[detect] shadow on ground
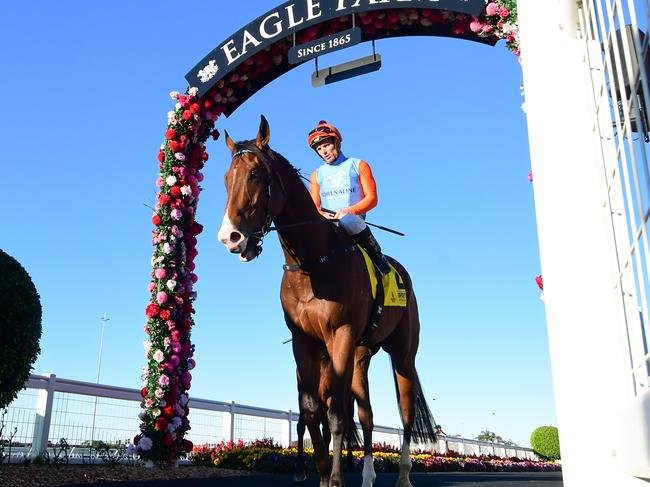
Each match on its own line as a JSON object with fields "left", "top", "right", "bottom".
{"left": 79, "top": 471, "right": 563, "bottom": 487}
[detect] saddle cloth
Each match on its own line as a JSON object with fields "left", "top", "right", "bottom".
{"left": 357, "top": 246, "right": 407, "bottom": 307}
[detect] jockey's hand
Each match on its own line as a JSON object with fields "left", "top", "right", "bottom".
{"left": 334, "top": 209, "right": 349, "bottom": 220}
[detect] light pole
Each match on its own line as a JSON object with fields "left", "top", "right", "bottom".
{"left": 90, "top": 313, "right": 110, "bottom": 455}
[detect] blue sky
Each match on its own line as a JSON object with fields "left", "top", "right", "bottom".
{"left": 1, "top": 1, "right": 555, "bottom": 447}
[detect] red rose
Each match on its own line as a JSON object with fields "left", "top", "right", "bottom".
{"left": 159, "top": 194, "right": 172, "bottom": 205}
{"left": 157, "top": 150, "right": 164, "bottom": 163}
{"left": 145, "top": 303, "right": 160, "bottom": 318}
{"left": 211, "top": 129, "right": 220, "bottom": 141}
{"left": 535, "top": 275, "right": 544, "bottom": 291}
{"left": 203, "top": 100, "right": 214, "bottom": 109}
{"left": 152, "top": 214, "right": 161, "bottom": 226}
{"left": 201, "top": 152, "right": 209, "bottom": 161}
{"left": 162, "top": 405, "right": 174, "bottom": 417}
{"left": 169, "top": 140, "right": 181, "bottom": 152}
{"left": 159, "top": 309, "right": 171, "bottom": 320}
{"left": 170, "top": 186, "right": 181, "bottom": 197}
{"left": 189, "top": 103, "right": 201, "bottom": 114}
{"left": 155, "top": 418, "right": 168, "bottom": 431}
{"left": 182, "top": 110, "right": 192, "bottom": 121}
{"left": 140, "top": 387, "right": 147, "bottom": 397}
{"left": 165, "top": 129, "right": 177, "bottom": 140}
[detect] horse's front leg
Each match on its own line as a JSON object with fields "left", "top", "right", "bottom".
{"left": 294, "top": 394, "right": 307, "bottom": 482}
{"left": 327, "top": 327, "right": 355, "bottom": 487}
{"left": 351, "top": 346, "right": 375, "bottom": 487}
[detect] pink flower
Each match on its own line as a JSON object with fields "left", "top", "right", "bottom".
{"left": 155, "top": 388, "right": 164, "bottom": 398}
{"left": 144, "top": 399, "right": 154, "bottom": 408}
{"left": 500, "top": 7, "right": 509, "bottom": 19}
{"left": 528, "top": 171, "right": 533, "bottom": 182}
{"left": 188, "top": 358, "right": 196, "bottom": 370}
{"left": 171, "top": 341, "right": 182, "bottom": 353}
{"left": 170, "top": 355, "right": 180, "bottom": 366}
{"left": 156, "top": 291, "right": 168, "bottom": 304}
{"left": 158, "top": 374, "right": 170, "bottom": 387}
{"left": 156, "top": 177, "right": 163, "bottom": 188}
{"left": 470, "top": 20, "right": 483, "bottom": 33}
{"left": 486, "top": 2, "right": 500, "bottom": 16}
{"left": 153, "top": 350, "right": 165, "bottom": 362}
{"left": 171, "top": 209, "right": 182, "bottom": 221}
{"left": 147, "top": 282, "right": 156, "bottom": 292}
{"left": 155, "top": 268, "right": 167, "bottom": 279}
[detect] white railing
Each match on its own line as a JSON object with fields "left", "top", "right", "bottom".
{"left": 0, "top": 374, "right": 537, "bottom": 462}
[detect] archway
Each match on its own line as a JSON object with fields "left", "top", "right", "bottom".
{"left": 135, "top": 0, "right": 520, "bottom": 463}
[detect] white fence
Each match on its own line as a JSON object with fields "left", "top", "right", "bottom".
{"left": 0, "top": 373, "right": 537, "bottom": 462}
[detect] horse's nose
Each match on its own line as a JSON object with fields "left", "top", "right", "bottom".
{"left": 229, "top": 231, "right": 243, "bottom": 244}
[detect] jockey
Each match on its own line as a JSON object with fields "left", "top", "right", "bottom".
{"left": 308, "top": 120, "right": 391, "bottom": 275}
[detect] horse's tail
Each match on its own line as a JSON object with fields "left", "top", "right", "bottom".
{"left": 391, "top": 365, "right": 438, "bottom": 446}
{"left": 412, "top": 375, "right": 437, "bottom": 445}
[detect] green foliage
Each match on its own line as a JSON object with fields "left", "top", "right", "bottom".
{"left": 0, "top": 250, "right": 42, "bottom": 409}
{"left": 476, "top": 430, "right": 505, "bottom": 443}
{"left": 530, "top": 426, "right": 561, "bottom": 461}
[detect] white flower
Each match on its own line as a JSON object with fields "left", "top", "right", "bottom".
{"left": 170, "top": 209, "right": 182, "bottom": 221}
{"left": 152, "top": 408, "right": 161, "bottom": 417}
{"left": 166, "top": 175, "right": 177, "bottom": 186}
{"left": 153, "top": 349, "right": 165, "bottom": 362}
{"left": 167, "top": 111, "right": 176, "bottom": 123}
{"left": 169, "top": 91, "right": 180, "bottom": 100}
{"left": 180, "top": 185, "right": 192, "bottom": 196}
{"left": 188, "top": 87, "right": 199, "bottom": 96}
{"left": 163, "top": 242, "right": 173, "bottom": 254}
{"left": 174, "top": 152, "right": 185, "bottom": 161}
{"left": 138, "top": 437, "right": 153, "bottom": 452}
{"left": 175, "top": 102, "right": 181, "bottom": 110}
{"left": 143, "top": 341, "right": 152, "bottom": 353}
{"left": 167, "top": 279, "right": 177, "bottom": 291}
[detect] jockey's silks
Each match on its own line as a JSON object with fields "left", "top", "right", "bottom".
{"left": 315, "top": 154, "right": 364, "bottom": 213}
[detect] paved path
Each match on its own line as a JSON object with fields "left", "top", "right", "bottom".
{"left": 86, "top": 471, "right": 563, "bottom": 486}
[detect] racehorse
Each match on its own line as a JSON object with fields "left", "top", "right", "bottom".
{"left": 217, "top": 116, "right": 436, "bottom": 487}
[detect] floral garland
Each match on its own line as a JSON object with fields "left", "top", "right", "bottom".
{"left": 134, "top": 87, "right": 219, "bottom": 466}
{"left": 473, "top": 1, "right": 519, "bottom": 56}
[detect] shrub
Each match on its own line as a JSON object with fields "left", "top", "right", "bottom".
{"left": 0, "top": 250, "right": 42, "bottom": 408}
{"left": 530, "top": 426, "right": 561, "bottom": 461}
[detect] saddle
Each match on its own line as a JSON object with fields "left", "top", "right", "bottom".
{"left": 357, "top": 246, "right": 407, "bottom": 345}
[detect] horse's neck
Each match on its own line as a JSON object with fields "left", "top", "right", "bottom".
{"left": 271, "top": 159, "right": 333, "bottom": 266}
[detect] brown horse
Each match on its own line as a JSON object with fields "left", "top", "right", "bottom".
{"left": 217, "top": 116, "right": 436, "bottom": 487}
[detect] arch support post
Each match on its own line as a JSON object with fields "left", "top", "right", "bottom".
{"left": 519, "top": 0, "right": 644, "bottom": 485}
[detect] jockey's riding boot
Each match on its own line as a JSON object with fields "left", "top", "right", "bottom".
{"left": 352, "top": 227, "right": 391, "bottom": 275}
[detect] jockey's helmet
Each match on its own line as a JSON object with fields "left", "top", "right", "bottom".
{"left": 308, "top": 120, "right": 342, "bottom": 149}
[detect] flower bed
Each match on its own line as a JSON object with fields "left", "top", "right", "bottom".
{"left": 191, "top": 439, "right": 560, "bottom": 475}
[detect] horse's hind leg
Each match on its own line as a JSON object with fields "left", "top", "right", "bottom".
{"left": 294, "top": 396, "right": 307, "bottom": 482}
{"left": 351, "top": 346, "right": 376, "bottom": 487}
{"left": 384, "top": 298, "right": 435, "bottom": 487}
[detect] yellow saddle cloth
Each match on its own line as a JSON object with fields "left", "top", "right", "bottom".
{"left": 357, "top": 246, "right": 407, "bottom": 307}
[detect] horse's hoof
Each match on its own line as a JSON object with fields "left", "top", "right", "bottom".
{"left": 293, "top": 471, "right": 307, "bottom": 482}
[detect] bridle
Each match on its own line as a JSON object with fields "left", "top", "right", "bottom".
{"left": 230, "top": 140, "right": 282, "bottom": 258}
{"left": 229, "top": 140, "right": 356, "bottom": 269}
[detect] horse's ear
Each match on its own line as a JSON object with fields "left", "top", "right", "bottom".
{"left": 256, "top": 115, "right": 270, "bottom": 150}
{"left": 224, "top": 130, "right": 236, "bottom": 153}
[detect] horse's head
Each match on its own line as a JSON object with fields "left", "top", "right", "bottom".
{"left": 217, "top": 115, "right": 284, "bottom": 262}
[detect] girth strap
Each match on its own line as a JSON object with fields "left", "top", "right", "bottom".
{"left": 282, "top": 244, "right": 357, "bottom": 272}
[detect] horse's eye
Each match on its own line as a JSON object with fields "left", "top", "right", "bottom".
{"left": 249, "top": 169, "right": 260, "bottom": 180}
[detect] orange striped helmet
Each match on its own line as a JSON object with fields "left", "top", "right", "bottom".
{"left": 307, "top": 120, "right": 342, "bottom": 149}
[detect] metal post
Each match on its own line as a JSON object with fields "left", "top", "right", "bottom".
{"left": 90, "top": 313, "right": 109, "bottom": 452}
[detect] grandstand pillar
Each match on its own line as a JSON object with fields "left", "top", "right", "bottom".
{"left": 518, "top": 0, "right": 644, "bottom": 485}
